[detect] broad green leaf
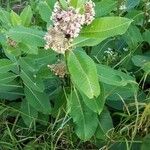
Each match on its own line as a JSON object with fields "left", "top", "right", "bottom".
{"left": 9, "top": 43, "right": 38, "bottom": 55}
{"left": 7, "top": 26, "right": 45, "bottom": 47}
{"left": 27, "top": 50, "right": 57, "bottom": 66}
{"left": 143, "top": 30, "right": 150, "bottom": 44}
{"left": 0, "top": 59, "right": 16, "bottom": 73}
{"left": 68, "top": 90, "right": 98, "bottom": 141}
{"left": 132, "top": 55, "right": 150, "bottom": 73}
{"left": 19, "top": 53, "right": 53, "bottom": 74}
{"left": 0, "top": 88, "right": 24, "bottom": 101}
{"left": 24, "top": 86, "right": 51, "bottom": 114}
{"left": 68, "top": 50, "right": 100, "bottom": 99}
{"left": 19, "top": 57, "right": 37, "bottom": 73}
{"left": 0, "top": 33, "right": 6, "bottom": 45}
{"left": 20, "top": 69, "right": 44, "bottom": 92}
{"left": 132, "top": 55, "right": 150, "bottom": 67}
{"left": 38, "top": 1, "right": 52, "bottom": 24}
{"left": 125, "top": 0, "right": 140, "bottom": 10}
{"left": 123, "top": 25, "right": 143, "bottom": 48}
{"left": 0, "top": 81, "right": 22, "bottom": 92}
{"left": 37, "top": 113, "right": 49, "bottom": 126}
{"left": 0, "top": 7, "right": 11, "bottom": 28}
{"left": 104, "top": 83, "right": 138, "bottom": 100}
{"left": 46, "top": 0, "right": 56, "bottom": 8}
{"left": 0, "top": 78, "right": 23, "bottom": 100}
{"left": 6, "top": 44, "right": 21, "bottom": 57}
{"left": 0, "top": 72, "right": 18, "bottom": 83}
{"left": 20, "top": 5, "right": 33, "bottom": 26}
{"left": 73, "top": 36, "right": 106, "bottom": 47}
{"left": 10, "top": 10, "right": 22, "bottom": 26}
{"left": 141, "top": 134, "right": 150, "bottom": 150}
{"left": 96, "top": 107, "right": 113, "bottom": 140}
{"left": 97, "top": 64, "right": 137, "bottom": 87}
{"left": 81, "top": 84, "right": 105, "bottom": 114}
{"left": 95, "top": 0, "right": 117, "bottom": 17}
{"left": 59, "top": 0, "right": 68, "bottom": 10}
{"left": 19, "top": 57, "right": 44, "bottom": 92}
{"left": 81, "top": 17, "right": 132, "bottom": 39}
{"left": 125, "top": 10, "right": 144, "bottom": 26}
{"left": 21, "top": 99, "right": 38, "bottom": 127}
{"left": 104, "top": 83, "right": 139, "bottom": 110}
{"left": 143, "top": 62, "right": 150, "bottom": 74}
{"left": 70, "top": 0, "right": 85, "bottom": 9}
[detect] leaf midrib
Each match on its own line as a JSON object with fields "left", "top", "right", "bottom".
{"left": 82, "top": 20, "right": 131, "bottom": 34}
{"left": 72, "top": 52, "right": 94, "bottom": 97}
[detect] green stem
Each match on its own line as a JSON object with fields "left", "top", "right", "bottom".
{"left": 64, "top": 50, "right": 71, "bottom": 87}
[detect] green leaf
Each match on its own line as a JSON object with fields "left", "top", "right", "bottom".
{"left": 125, "top": 0, "right": 140, "bottom": 10}
{"left": 81, "top": 84, "right": 105, "bottom": 114}
{"left": 125, "top": 10, "right": 144, "bottom": 26}
{"left": 21, "top": 99, "right": 38, "bottom": 127}
{"left": 0, "top": 33, "right": 6, "bottom": 45}
{"left": 68, "top": 90, "right": 98, "bottom": 141}
{"left": 19, "top": 57, "right": 37, "bottom": 73}
{"left": 0, "top": 81, "right": 22, "bottom": 92}
{"left": 73, "top": 36, "right": 106, "bottom": 47}
{"left": 20, "top": 69, "right": 44, "bottom": 92}
{"left": 132, "top": 55, "right": 150, "bottom": 74}
{"left": 0, "top": 7, "right": 11, "bottom": 28}
{"left": 67, "top": 50, "right": 100, "bottom": 99}
{"left": 97, "top": 64, "right": 137, "bottom": 87}
{"left": 104, "top": 83, "right": 138, "bottom": 100}
{"left": 38, "top": 1, "right": 52, "bottom": 24}
{"left": 0, "top": 88, "right": 24, "bottom": 101}
{"left": 141, "top": 134, "right": 150, "bottom": 150}
{"left": 59, "top": 0, "right": 68, "bottom": 10}
{"left": 19, "top": 57, "right": 44, "bottom": 92}
{"left": 95, "top": 0, "right": 117, "bottom": 17}
{"left": 24, "top": 86, "right": 51, "bottom": 114}
{"left": 143, "top": 30, "right": 150, "bottom": 44}
{"left": 10, "top": 10, "right": 22, "bottom": 26}
{"left": 7, "top": 26, "right": 45, "bottom": 47}
{"left": 20, "top": 5, "right": 33, "bottom": 26}
{"left": 123, "top": 25, "right": 143, "bottom": 48}
{"left": 132, "top": 55, "right": 150, "bottom": 67}
{"left": 0, "top": 59, "right": 16, "bottom": 73}
{"left": 0, "top": 72, "right": 18, "bottom": 83}
{"left": 96, "top": 107, "right": 113, "bottom": 140}
{"left": 70, "top": 0, "right": 85, "bottom": 9}
{"left": 46, "top": 0, "right": 56, "bottom": 8}
{"left": 81, "top": 17, "right": 132, "bottom": 39}
{"left": 0, "top": 79, "right": 24, "bottom": 100}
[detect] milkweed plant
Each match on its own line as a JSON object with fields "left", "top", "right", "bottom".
{"left": 0, "top": 0, "right": 150, "bottom": 149}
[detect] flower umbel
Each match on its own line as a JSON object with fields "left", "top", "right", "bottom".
{"left": 44, "top": 0, "right": 95, "bottom": 54}
{"left": 48, "top": 60, "right": 67, "bottom": 78}
{"left": 84, "top": 0, "right": 95, "bottom": 25}
{"left": 52, "top": 2, "right": 85, "bottom": 38}
{"left": 44, "top": 28, "right": 71, "bottom": 54}
{"left": 7, "top": 38, "right": 17, "bottom": 47}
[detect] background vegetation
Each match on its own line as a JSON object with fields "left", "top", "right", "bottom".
{"left": 0, "top": 0, "right": 150, "bottom": 149}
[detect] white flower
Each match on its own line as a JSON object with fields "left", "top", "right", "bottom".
{"left": 51, "top": 2, "right": 85, "bottom": 38}
{"left": 119, "top": 4, "right": 127, "bottom": 10}
{"left": 48, "top": 60, "right": 67, "bottom": 78}
{"left": 44, "top": 28, "right": 71, "bottom": 54}
{"left": 44, "top": 0, "right": 96, "bottom": 54}
{"left": 84, "top": 0, "right": 95, "bottom": 25}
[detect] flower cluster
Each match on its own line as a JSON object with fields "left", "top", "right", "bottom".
{"left": 47, "top": 60, "right": 67, "bottom": 78}
{"left": 44, "top": 28, "right": 70, "bottom": 54}
{"left": 7, "top": 38, "right": 17, "bottom": 47}
{"left": 44, "top": 0, "right": 95, "bottom": 54}
{"left": 51, "top": 2, "right": 85, "bottom": 38}
{"left": 84, "top": 0, "right": 95, "bottom": 25}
